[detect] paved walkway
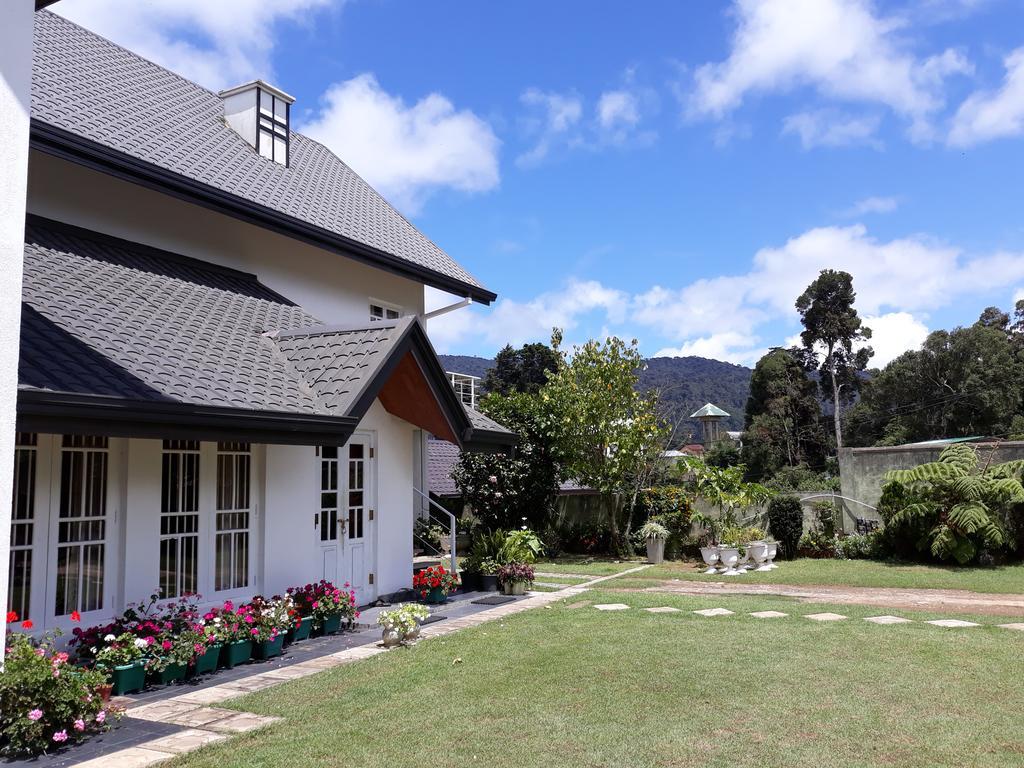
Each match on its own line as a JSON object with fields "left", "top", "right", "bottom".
{"left": 628, "top": 580, "right": 1024, "bottom": 617}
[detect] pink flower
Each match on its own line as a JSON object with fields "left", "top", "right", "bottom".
{"left": 52, "top": 730, "right": 68, "bottom": 743}
{"left": 145, "top": 636, "right": 155, "bottom": 646}
{"left": 73, "top": 719, "right": 86, "bottom": 732}
{"left": 194, "top": 643, "right": 204, "bottom": 653}
{"left": 244, "top": 615, "right": 254, "bottom": 624}
{"left": 162, "top": 640, "right": 172, "bottom": 651}
{"left": 95, "top": 711, "right": 106, "bottom": 724}
{"left": 28, "top": 709, "right": 43, "bottom": 721}
{"left": 250, "top": 628, "right": 259, "bottom": 636}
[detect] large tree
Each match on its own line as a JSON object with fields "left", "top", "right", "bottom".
{"left": 741, "top": 347, "right": 826, "bottom": 478}
{"left": 482, "top": 342, "right": 560, "bottom": 396}
{"left": 847, "top": 311, "right": 1024, "bottom": 446}
{"left": 795, "top": 270, "right": 872, "bottom": 449}
{"left": 542, "top": 334, "right": 667, "bottom": 552}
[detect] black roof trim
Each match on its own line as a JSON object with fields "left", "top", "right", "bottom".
{"left": 17, "top": 390, "right": 358, "bottom": 446}
{"left": 35, "top": 1, "right": 61, "bottom": 9}
{"left": 30, "top": 120, "right": 498, "bottom": 305}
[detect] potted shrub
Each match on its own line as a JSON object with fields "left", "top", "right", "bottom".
{"left": 413, "top": 564, "right": 459, "bottom": 603}
{"left": 376, "top": 603, "right": 430, "bottom": 647}
{"left": 0, "top": 625, "right": 117, "bottom": 758}
{"left": 458, "top": 552, "right": 482, "bottom": 592}
{"left": 478, "top": 558, "right": 500, "bottom": 592}
{"left": 95, "top": 633, "right": 148, "bottom": 695}
{"left": 211, "top": 602, "right": 254, "bottom": 669}
{"left": 292, "top": 580, "right": 358, "bottom": 635}
{"left": 640, "top": 520, "right": 669, "bottom": 564}
{"left": 497, "top": 562, "right": 534, "bottom": 595}
{"left": 147, "top": 628, "right": 203, "bottom": 685}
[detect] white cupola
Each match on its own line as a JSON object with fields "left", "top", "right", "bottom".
{"left": 219, "top": 80, "right": 295, "bottom": 167}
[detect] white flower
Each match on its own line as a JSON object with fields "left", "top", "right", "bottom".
{"left": 103, "top": 634, "right": 116, "bottom": 642}
{"left": 133, "top": 638, "right": 148, "bottom": 650}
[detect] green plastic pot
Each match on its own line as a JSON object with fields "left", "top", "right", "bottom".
{"left": 219, "top": 639, "right": 252, "bottom": 669}
{"left": 321, "top": 613, "right": 342, "bottom": 635}
{"left": 253, "top": 635, "right": 285, "bottom": 660}
{"left": 288, "top": 616, "right": 312, "bottom": 643}
{"left": 424, "top": 586, "right": 448, "bottom": 604}
{"left": 151, "top": 661, "right": 187, "bottom": 685}
{"left": 193, "top": 644, "right": 221, "bottom": 676}
{"left": 109, "top": 660, "right": 146, "bottom": 695}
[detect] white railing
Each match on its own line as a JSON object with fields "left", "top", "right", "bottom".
{"left": 413, "top": 487, "right": 457, "bottom": 573}
{"left": 446, "top": 371, "right": 480, "bottom": 410}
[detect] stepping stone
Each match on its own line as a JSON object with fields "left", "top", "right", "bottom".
{"left": 865, "top": 615, "right": 913, "bottom": 625}
{"left": 750, "top": 611, "right": 788, "bottom": 619}
{"left": 998, "top": 623, "right": 1024, "bottom": 631}
{"left": 693, "top": 608, "right": 734, "bottom": 617}
{"left": 645, "top": 606, "right": 681, "bottom": 613}
{"left": 594, "top": 603, "right": 630, "bottom": 611}
{"left": 927, "top": 619, "right": 980, "bottom": 628}
{"left": 805, "top": 612, "right": 847, "bottom": 622}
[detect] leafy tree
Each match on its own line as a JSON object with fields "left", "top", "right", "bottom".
{"left": 482, "top": 342, "right": 559, "bottom": 396}
{"left": 680, "top": 456, "right": 772, "bottom": 532}
{"left": 795, "top": 270, "right": 872, "bottom": 449}
{"left": 451, "top": 451, "right": 531, "bottom": 531}
{"left": 847, "top": 318, "right": 1024, "bottom": 446}
{"left": 542, "top": 335, "right": 667, "bottom": 552}
{"left": 704, "top": 440, "right": 741, "bottom": 468}
{"left": 882, "top": 444, "right": 1023, "bottom": 563}
{"left": 741, "top": 347, "right": 826, "bottom": 478}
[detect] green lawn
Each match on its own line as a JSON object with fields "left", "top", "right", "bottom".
{"left": 533, "top": 556, "right": 644, "bottom": 576}
{"left": 536, "top": 556, "right": 1024, "bottom": 594}
{"left": 173, "top": 590, "right": 1024, "bottom": 768}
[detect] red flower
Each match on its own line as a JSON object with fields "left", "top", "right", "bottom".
{"left": 21, "top": 620, "right": 33, "bottom": 630}
{"left": 5, "top": 611, "right": 17, "bottom": 623}
{"left": 70, "top": 610, "right": 81, "bottom": 622}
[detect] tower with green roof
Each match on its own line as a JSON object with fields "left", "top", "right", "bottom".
{"left": 690, "top": 403, "right": 730, "bottom": 446}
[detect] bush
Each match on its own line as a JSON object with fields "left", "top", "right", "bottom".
{"left": 767, "top": 495, "right": 803, "bottom": 559}
{"left": 636, "top": 485, "right": 692, "bottom": 559}
{"left": 765, "top": 465, "right": 840, "bottom": 493}
{"left": 834, "top": 532, "right": 883, "bottom": 560}
{"left": 1, "top": 630, "right": 115, "bottom": 757}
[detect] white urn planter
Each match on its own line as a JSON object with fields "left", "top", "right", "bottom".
{"left": 646, "top": 536, "right": 666, "bottom": 564}
{"left": 748, "top": 541, "right": 770, "bottom": 571}
{"left": 699, "top": 546, "right": 719, "bottom": 574}
{"left": 403, "top": 622, "right": 421, "bottom": 642}
{"left": 381, "top": 628, "right": 402, "bottom": 648}
{"left": 717, "top": 546, "right": 742, "bottom": 576}
{"left": 765, "top": 541, "right": 779, "bottom": 570}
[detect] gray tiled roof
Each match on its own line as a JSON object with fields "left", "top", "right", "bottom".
{"left": 464, "top": 406, "right": 516, "bottom": 436}
{"left": 427, "top": 438, "right": 461, "bottom": 497}
{"left": 20, "top": 218, "right": 510, "bottom": 442}
{"left": 31, "top": 10, "right": 491, "bottom": 299}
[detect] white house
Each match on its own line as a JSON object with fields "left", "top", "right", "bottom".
{"left": 3, "top": 8, "right": 514, "bottom": 642}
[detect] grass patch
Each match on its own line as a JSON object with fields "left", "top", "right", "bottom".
{"left": 172, "top": 590, "right": 1024, "bottom": 768}
{"left": 634, "top": 558, "right": 1024, "bottom": 594}
{"left": 533, "top": 557, "right": 643, "bottom": 576}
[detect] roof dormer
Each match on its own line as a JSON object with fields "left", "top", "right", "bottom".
{"left": 219, "top": 80, "right": 294, "bottom": 167}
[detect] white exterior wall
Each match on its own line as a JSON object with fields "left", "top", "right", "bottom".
{"left": 0, "top": 0, "right": 35, "bottom": 654}
{"left": 26, "top": 153, "right": 426, "bottom": 324}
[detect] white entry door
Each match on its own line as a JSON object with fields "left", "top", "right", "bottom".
{"left": 316, "top": 435, "right": 376, "bottom": 604}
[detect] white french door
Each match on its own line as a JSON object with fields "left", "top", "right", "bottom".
{"left": 316, "top": 434, "right": 376, "bottom": 604}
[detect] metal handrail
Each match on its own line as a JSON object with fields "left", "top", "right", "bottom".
{"left": 800, "top": 493, "right": 879, "bottom": 513}
{"left": 413, "top": 488, "right": 457, "bottom": 572}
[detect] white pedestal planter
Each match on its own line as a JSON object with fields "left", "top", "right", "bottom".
{"left": 717, "top": 547, "right": 742, "bottom": 576}
{"left": 699, "top": 546, "right": 720, "bottom": 574}
{"left": 764, "top": 541, "right": 779, "bottom": 570}
{"left": 748, "top": 541, "right": 770, "bottom": 571}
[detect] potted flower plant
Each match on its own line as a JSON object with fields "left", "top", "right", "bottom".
{"left": 413, "top": 564, "right": 458, "bottom": 604}
{"left": 458, "top": 551, "right": 482, "bottom": 592}
{"left": 212, "top": 602, "right": 254, "bottom": 669}
{"left": 497, "top": 561, "right": 534, "bottom": 595}
{"left": 248, "top": 595, "right": 292, "bottom": 660}
{"left": 478, "top": 558, "right": 500, "bottom": 592}
{"left": 95, "top": 633, "right": 148, "bottom": 695}
{"left": 376, "top": 603, "right": 430, "bottom": 647}
{"left": 640, "top": 520, "right": 670, "bottom": 564}
{"left": 146, "top": 628, "right": 203, "bottom": 685}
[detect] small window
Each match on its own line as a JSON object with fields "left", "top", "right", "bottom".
{"left": 160, "top": 440, "right": 200, "bottom": 598}
{"left": 215, "top": 442, "right": 251, "bottom": 592}
{"left": 256, "top": 87, "right": 289, "bottom": 166}
{"left": 369, "top": 301, "right": 402, "bottom": 322}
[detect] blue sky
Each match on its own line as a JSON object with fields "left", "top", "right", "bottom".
{"left": 56, "top": 0, "right": 1024, "bottom": 367}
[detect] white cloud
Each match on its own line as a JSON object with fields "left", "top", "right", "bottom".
{"left": 782, "top": 110, "right": 882, "bottom": 149}
{"left": 1014, "top": 287, "right": 1024, "bottom": 304}
{"left": 516, "top": 89, "right": 584, "bottom": 167}
{"left": 861, "top": 312, "right": 929, "bottom": 366}
{"left": 949, "top": 48, "right": 1024, "bottom": 146}
{"left": 654, "top": 333, "right": 767, "bottom": 366}
{"left": 840, "top": 195, "right": 901, "bottom": 217}
{"left": 302, "top": 74, "right": 500, "bottom": 215}
{"left": 690, "top": 0, "right": 972, "bottom": 141}
{"left": 56, "top": 0, "right": 335, "bottom": 91}
{"left": 597, "top": 90, "right": 641, "bottom": 130}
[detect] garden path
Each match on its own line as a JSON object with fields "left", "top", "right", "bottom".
{"left": 621, "top": 580, "right": 1024, "bottom": 617}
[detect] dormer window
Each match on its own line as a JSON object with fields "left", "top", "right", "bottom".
{"left": 370, "top": 300, "right": 402, "bottom": 322}
{"left": 257, "top": 89, "right": 289, "bottom": 165}
{"left": 219, "top": 80, "right": 295, "bottom": 167}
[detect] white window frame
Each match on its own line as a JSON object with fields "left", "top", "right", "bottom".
{"left": 369, "top": 298, "right": 403, "bottom": 323}
{"left": 256, "top": 87, "right": 289, "bottom": 165}
{"left": 160, "top": 440, "right": 201, "bottom": 599}
{"left": 8, "top": 433, "right": 38, "bottom": 622}
{"left": 213, "top": 442, "right": 253, "bottom": 595}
